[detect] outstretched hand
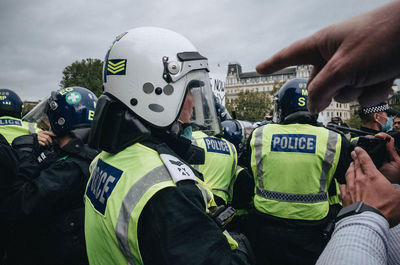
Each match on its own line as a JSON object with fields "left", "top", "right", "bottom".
{"left": 340, "top": 147, "right": 400, "bottom": 227}
{"left": 256, "top": 1, "right": 400, "bottom": 114}
{"left": 375, "top": 132, "right": 400, "bottom": 184}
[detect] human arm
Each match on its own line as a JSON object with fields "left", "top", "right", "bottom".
{"left": 138, "top": 180, "right": 252, "bottom": 265}
{"left": 231, "top": 167, "right": 254, "bottom": 210}
{"left": 340, "top": 147, "right": 400, "bottom": 227}
{"left": 256, "top": 1, "right": 400, "bottom": 114}
{"left": 374, "top": 132, "right": 400, "bottom": 184}
{"left": 332, "top": 133, "right": 353, "bottom": 184}
{"left": 316, "top": 211, "right": 389, "bottom": 265}
{"left": 0, "top": 158, "right": 88, "bottom": 223}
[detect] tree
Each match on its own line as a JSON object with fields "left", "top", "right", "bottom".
{"left": 60, "top": 58, "right": 103, "bottom": 97}
{"left": 22, "top": 101, "right": 39, "bottom": 116}
{"left": 270, "top": 80, "right": 286, "bottom": 96}
{"left": 346, "top": 112, "right": 362, "bottom": 128}
{"left": 226, "top": 90, "right": 273, "bottom": 122}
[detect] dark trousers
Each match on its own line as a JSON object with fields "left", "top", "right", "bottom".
{"left": 243, "top": 214, "right": 332, "bottom": 265}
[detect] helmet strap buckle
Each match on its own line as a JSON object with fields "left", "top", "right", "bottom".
{"left": 162, "top": 56, "right": 173, "bottom": 83}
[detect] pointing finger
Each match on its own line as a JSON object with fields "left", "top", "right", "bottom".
{"left": 256, "top": 36, "right": 323, "bottom": 75}
{"left": 307, "top": 52, "right": 350, "bottom": 114}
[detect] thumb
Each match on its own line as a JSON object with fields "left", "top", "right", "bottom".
{"left": 354, "top": 147, "right": 380, "bottom": 175}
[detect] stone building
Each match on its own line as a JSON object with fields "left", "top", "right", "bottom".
{"left": 225, "top": 62, "right": 352, "bottom": 122}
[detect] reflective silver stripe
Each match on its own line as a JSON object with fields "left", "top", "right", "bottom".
{"left": 115, "top": 165, "right": 171, "bottom": 265}
{"left": 191, "top": 139, "right": 200, "bottom": 171}
{"left": 28, "top": 122, "right": 36, "bottom": 134}
{"left": 319, "top": 130, "right": 338, "bottom": 192}
{"left": 256, "top": 187, "right": 328, "bottom": 203}
{"left": 211, "top": 141, "right": 236, "bottom": 198}
{"left": 227, "top": 141, "right": 237, "bottom": 201}
{"left": 227, "top": 141, "right": 236, "bottom": 177}
{"left": 197, "top": 183, "right": 212, "bottom": 208}
{"left": 253, "top": 127, "right": 264, "bottom": 189}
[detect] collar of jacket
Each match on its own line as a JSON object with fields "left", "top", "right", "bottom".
{"left": 281, "top": 111, "right": 319, "bottom": 126}
{"left": 359, "top": 126, "right": 380, "bottom": 135}
{"left": 60, "top": 137, "right": 85, "bottom": 155}
{"left": 141, "top": 132, "right": 205, "bottom": 166}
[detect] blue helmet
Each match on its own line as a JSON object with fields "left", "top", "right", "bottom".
{"left": 46, "top": 86, "right": 98, "bottom": 134}
{"left": 214, "top": 96, "right": 231, "bottom": 122}
{"left": 0, "top": 88, "right": 23, "bottom": 118}
{"left": 221, "top": 119, "right": 243, "bottom": 151}
{"left": 273, "top": 78, "right": 308, "bottom": 123}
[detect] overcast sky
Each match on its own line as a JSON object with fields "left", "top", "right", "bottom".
{"left": 0, "top": 0, "right": 391, "bottom": 101}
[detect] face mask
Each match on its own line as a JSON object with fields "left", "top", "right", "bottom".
{"left": 181, "top": 125, "right": 192, "bottom": 140}
{"left": 379, "top": 116, "right": 393, "bottom": 132}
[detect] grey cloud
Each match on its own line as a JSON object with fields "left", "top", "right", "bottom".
{"left": 0, "top": 0, "right": 392, "bottom": 101}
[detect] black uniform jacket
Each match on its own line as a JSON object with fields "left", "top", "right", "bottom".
{"left": 0, "top": 133, "right": 98, "bottom": 265}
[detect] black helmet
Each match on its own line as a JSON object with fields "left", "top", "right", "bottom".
{"left": 0, "top": 88, "right": 23, "bottom": 118}
{"left": 221, "top": 119, "right": 243, "bottom": 151}
{"left": 214, "top": 96, "right": 232, "bottom": 122}
{"left": 273, "top": 78, "right": 308, "bottom": 123}
{"left": 46, "top": 86, "right": 98, "bottom": 134}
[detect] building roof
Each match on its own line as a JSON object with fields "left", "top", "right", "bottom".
{"left": 239, "top": 67, "right": 296, "bottom": 79}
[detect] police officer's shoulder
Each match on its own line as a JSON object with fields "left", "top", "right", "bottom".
{"left": 12, "top": 134, "right": 41, "bottom": 154}
{"left": 63, "top": 137, "right": 99, "bottom": 161}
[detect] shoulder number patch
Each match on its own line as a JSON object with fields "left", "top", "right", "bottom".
{"left": 160, "top": 153, "right": 198, "bottom": 183}
{"left": 86, "top": 159, "right": 123, "bottom": 215}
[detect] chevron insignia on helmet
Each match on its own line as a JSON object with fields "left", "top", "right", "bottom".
{"left": 106, "top": 59, "right": 127, "bottom": 75}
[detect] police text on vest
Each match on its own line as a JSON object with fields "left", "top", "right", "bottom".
{"left": 271, "top": 134, "right": 316, "bottom": 154}
{"left": 204, "top": 137, "right": 230, "bottom": 155}
{"left": 86, "top": 159, "right": 123, "bottom": 215}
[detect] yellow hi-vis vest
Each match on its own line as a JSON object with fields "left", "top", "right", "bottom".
{"left": 249, "top": 123, "right": 341, "bottom": 221}
{"left": 191, "top": 131, "right": 238, "bottom": 204}
{"left": 84, "top": 143, "right": 238, "bottom": 265}
{"left": 0, "top": 116, "right": 39, "bottom": 144}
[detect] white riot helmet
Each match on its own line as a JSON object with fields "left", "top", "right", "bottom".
{"left": 102, "top": 27, "right": 220, "bottom": 135}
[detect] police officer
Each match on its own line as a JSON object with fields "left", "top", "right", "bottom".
{"left": 245, "top": 78, "right": 352, "bottom": 265}
{"left": 0, "top": 88, "right": 39, "bottom": 144}
{"left": 352, "top": 102, "right": 396, "bottom": 140}
{"left": 191, "top": 129, "right": 238, "bottom": 206}
{"left": 0, "top": 86, "right": 98, "bottom": 265}
{"left": 220, "top": 119, "right": 256, "bottom": 237}
{"left": 84, "top": 27, "right": 252, "bottom": 265}
{"left": 188, "top": 97, "right": 238, "bottom": 206}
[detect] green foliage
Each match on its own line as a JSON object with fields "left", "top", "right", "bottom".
{"left": 60, "top": 58, "right": 103, "bottom": 97}
{"left": 226, "top": 90, "right": 273, "bottom": 122}
{"left": 346, "top": 112, "right": 362, "bottom": 128}
{"left": 270, "top": 80, "right": 286, "bottom": 95}
{"left": 22, "top": 101, "right": 38, "bottom": 116}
